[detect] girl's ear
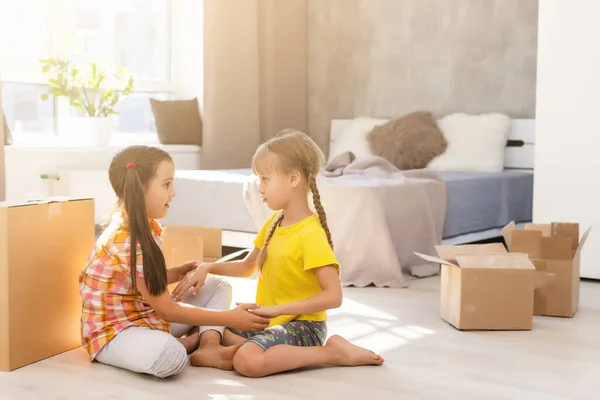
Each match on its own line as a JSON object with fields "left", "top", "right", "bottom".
{"left": 289, "top": 170, "right": 301, "bottom": 188}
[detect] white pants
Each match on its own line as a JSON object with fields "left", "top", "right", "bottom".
{"left": 95, "top": 275, "right": 232, "bottom": 378}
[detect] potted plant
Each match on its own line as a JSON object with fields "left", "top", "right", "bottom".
{"left": 39, "top": 58, "right": 133, "bottom": 146}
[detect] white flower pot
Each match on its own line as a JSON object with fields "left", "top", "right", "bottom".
{"left": 60, "top": 117, "right": 114, "bottom": 147}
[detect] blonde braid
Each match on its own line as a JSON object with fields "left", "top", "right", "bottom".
{"left": 309, "top": 174, "right": 334, "bottom": 249}
{"left": 256, "top": 211, "right": 285, "bottom": 276}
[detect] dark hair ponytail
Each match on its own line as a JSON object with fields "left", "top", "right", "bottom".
{"left": 124, "top": 168, "right": 167, "bottom": 296}
{"left": 109, "top": 145, "right": 173, "bottom": 296}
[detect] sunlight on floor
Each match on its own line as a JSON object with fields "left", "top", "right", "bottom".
{"left": 330, "top": 297, "right": 398, "bottom": 320}
{"left": 328, "top": 297, "right": 437, "bottom": 353}
{"left": 212, "top": 379, "right": 246, "bottom": 387}
{"left": 228, "top": 280, "right": 437, "bottom": 354}
{"left": 351, "top": 331, "right": 408, "bottom": 353}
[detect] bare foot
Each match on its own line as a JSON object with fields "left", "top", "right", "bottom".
{"left": 189, "top": 343, "right": 243, "bottom": 370}
{"left": 177, "top": 327, "right": 200, "bottom": 354}
{"left": 325, "top": 335, "right": 384, "bottom": 366}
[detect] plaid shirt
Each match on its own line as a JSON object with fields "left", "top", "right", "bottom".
{"left": 79, "top": 213, "right": 170, "bottom": 360}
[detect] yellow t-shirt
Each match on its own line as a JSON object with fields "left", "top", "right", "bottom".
{"left": 253, "top": 212, "right": 339, "bottom": 327}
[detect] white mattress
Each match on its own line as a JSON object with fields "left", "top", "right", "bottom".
{"left": 162, "top": 169, "right": 258, "bottom": 232}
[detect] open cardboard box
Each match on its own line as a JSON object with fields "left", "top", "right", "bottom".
{"left": 161, "top": 225, "right": 223, "bottom": 266}
{"left": 501, "top": 221, "right": 591, "bottom": 318}
{"left": 161, "top": 225, "right": 223, "bottom": 292}
{"left": 415, "top": 243, "right": 553, "bottom": 331}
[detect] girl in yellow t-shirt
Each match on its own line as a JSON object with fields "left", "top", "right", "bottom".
{"left": 172, "top": 129, "right": 384, "bottom": 377}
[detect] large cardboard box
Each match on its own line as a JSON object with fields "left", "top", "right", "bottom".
{"left": 415, "top": 243, "right": 549, "bottom": 331}
{"left": 502, "top": 221, "right": 591, "bottom": 317}
{"left": 0, "top": 197, "right": 95, "bottom": 371}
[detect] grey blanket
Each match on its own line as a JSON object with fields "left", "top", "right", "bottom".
{"left": 322, "top": 151, "right": 400, "bottom": 177}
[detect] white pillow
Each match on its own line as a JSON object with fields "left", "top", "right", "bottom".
{"left": 428, "top": 113, "right": 511, "bottom": 172}
{"left": 328, "top": 117, "right": 388, "bottom": 162}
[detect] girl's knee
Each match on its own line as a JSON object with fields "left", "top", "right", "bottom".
{"left": 149, "top": 339, "right": 188, "bottom": 378}
{"left": 205, "top": 275, "right": 232, "bottom": 295}
{"left": 232, "top": 344, "right": 266, "bottom": 378}
{"left": 206, "top": 275, "right": 231, "bottom": 289}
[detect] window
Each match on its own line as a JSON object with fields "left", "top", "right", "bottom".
{"left": 1, "top": 0, "right": 172, "bottom": 139}
{"left": 2, "top": 83, "right": 54, "bottom": 134}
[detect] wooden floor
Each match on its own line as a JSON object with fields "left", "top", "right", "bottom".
{"left": 2, "top": 276, "right": 600, "bottom": 400}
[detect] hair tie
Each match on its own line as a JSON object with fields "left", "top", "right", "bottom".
{"left": 126, "top": 162, "right": 136, "bottom": 170}
{"left": 264, "top": 241, "right": 269, "bottom": 246}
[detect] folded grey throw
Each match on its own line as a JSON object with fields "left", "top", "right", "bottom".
{"left": 322, "top": 151, "right": 400, "bottom": 177}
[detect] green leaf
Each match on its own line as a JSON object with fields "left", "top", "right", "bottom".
{"left": 94, "top": 75, "right": 104, "bottom": 89}
{"left": 40, "top": 93, "right": 49, "bottom": 101}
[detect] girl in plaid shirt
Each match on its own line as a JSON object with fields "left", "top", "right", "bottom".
{"left": 79, "top": 145, "right": 270, "bottom": 378}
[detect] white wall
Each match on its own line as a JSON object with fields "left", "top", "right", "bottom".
{"left": 534, "top": 0, "right": 600, "bottom": 279}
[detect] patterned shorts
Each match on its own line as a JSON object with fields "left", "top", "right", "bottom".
{"left": 228, "top": 320, "right": 327, "bottom": 350}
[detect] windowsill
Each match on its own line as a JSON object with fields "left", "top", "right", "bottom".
{"left": 6, "top": 133, "right": 202, "bottom": 153}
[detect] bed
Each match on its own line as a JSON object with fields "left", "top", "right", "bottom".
{"left": 162, "top": 116, "right": 535, "bottom": 287}
{"left": 164, "top": 168, "right": 533, "bottom": 243}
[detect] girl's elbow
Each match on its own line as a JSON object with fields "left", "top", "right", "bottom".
{"left": 243, "top": 262, "right": 258, "bottom": 278}
{"left": 155, "top": 304, "right": 176, "bottom": 322}
{"left": 331, "top": 293, "right": 343, "bottom": 309}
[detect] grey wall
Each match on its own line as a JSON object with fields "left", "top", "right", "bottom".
{"left": 307, "top": 0, "right": 538, "bottom": 155}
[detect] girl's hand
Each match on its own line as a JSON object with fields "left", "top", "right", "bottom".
{"left": 249, "top": 305, "right": 284, "bottom": 318}
{"left": 176, "top": 261, "right": 199, "bottom": 281}
{"left": 172, "top": 264, "right": 209, "bottom": 300}
{"left": 228, "top": 303, "right": 271, "bottom": 332}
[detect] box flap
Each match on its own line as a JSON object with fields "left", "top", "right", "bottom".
{"left": 501, "top": 221, "right": 517, "bottom": 251}
{"left": 434, "top": 243, "right": 507, "bottom": 263}
{"left": 455, "top": 253, "right": 535, "bottom": 270}
{"left": 540, "top": 236, "right": 572, "bottom": 260}
{"left": 574, "top": 226, "right": 592, "bottom": 261}
{"left": 525, "top": 223, "right": 551, "bottom": 237}
{"left": 413, "top": 252, "right": 458, "bottom": 268}
{"left": 551, "top": 222, "right": 580, "bottom": 250}
{"left": 511, "top": 230, "right": 542, "bottom": 258}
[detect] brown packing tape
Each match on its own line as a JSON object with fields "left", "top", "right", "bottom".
{"left": 48, "top": 202, "right": 61, "bottom": 219}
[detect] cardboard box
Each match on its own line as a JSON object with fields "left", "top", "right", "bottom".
{"left": 415, "top": 243, "right": 548, "bottom": 331}
{"left": 0, "top": 197, "right": 95, "bottom": 371}
{"left": 502, "top": 221, "right": 591, "bottom": 317}
{"left": 161, "top": 225, "right": 222, "bottom": 267}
